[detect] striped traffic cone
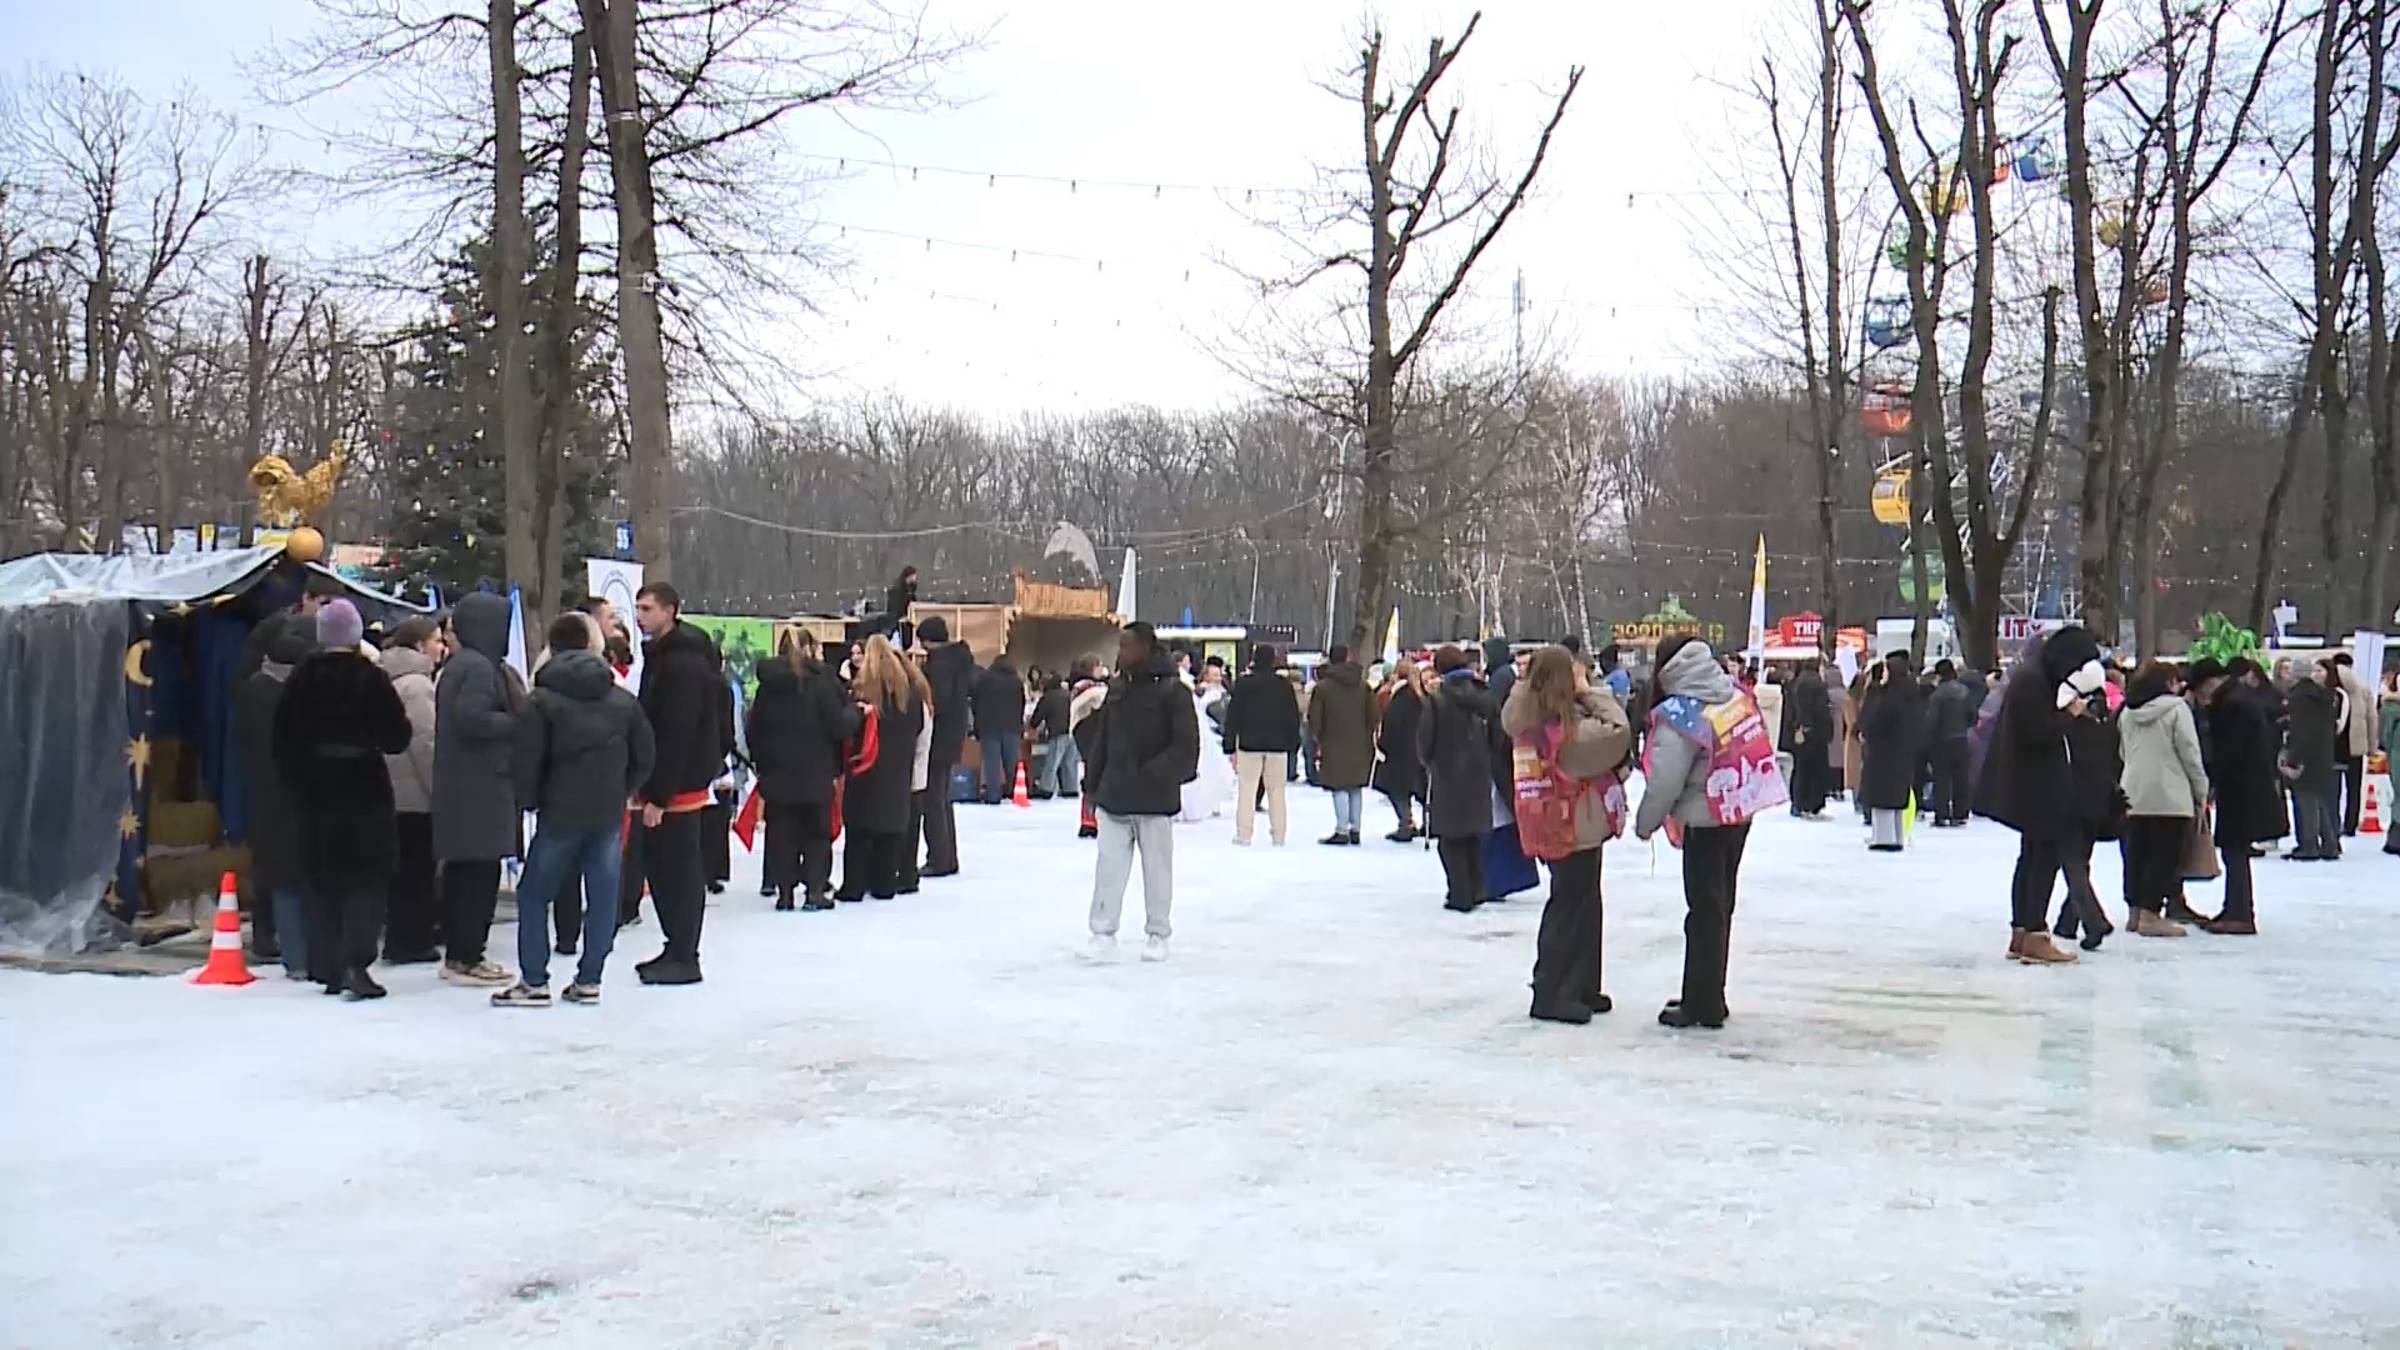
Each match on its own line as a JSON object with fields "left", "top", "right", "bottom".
{"left": 191, "top": 871, "right": 256, "bottom": 987}
{"left": 1013, "top": 760, "right": 1032, "bottom": 808}
{"left": 2364, "top": 778, "right": 2385, "bottom": 836}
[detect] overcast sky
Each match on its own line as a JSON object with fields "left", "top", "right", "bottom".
{"left": 12, "top": 0, "right": 1787, "bottom": 414}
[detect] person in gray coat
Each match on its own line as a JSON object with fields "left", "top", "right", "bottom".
{"left": 432, "top": 592, "right": 523, "bottom": 986}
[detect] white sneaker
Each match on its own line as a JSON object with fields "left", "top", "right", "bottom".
{"left": 1231, "top": 836, "right": 1253, "bottom": 847}
{"left": 441, "top": 959, "right": 514, "bottom": 988}
{"left": 1084, "top": 933, "right": 1117, "bottom": 961}
{"left": 1141, "top": 936, "right": 1169, "bottom": 963}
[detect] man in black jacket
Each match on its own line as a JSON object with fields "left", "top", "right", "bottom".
{"left": 1079, "top": 622, "right": 1200, "bottom": 961}
{"left": 233, "top": 614, "right": 317, "bottom": 978}
{"left": 973, "top": 658, "right": 1028, "bottom": 804}
{"left": 1780, "top": 660, "right": 1835, "bottom": 817}
{"left": 884, "top": 566, "right": 918, "bottom": 645}
{"left": 1925, "top": 659, "right": 1976, "bottom": 826}
{"left": 1222, "top": 644, "right": 1301, "bottom": 846}
{"left": 918, "top": 615, "right": 976, "bottom": 874}
{"left": 747, "top": 632, "right": 861, "bottom": 910}
{"left": 633, "top": 583, "right": 728, "bottom": 985}
{"left": 494, "top": 614, "right": 656, "bottom": 1005}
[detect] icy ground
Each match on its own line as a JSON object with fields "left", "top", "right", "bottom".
{"left": 6, "top": 790, "right": 2400, "bottom": 1349}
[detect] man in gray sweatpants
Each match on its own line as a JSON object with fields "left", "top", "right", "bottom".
{"left": 1075, "top": 622, "right": 1200, "bottom": 962}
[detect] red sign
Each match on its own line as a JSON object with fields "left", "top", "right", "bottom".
{"left": 1774, "top": 613, "right": 1823, "bottom": 648}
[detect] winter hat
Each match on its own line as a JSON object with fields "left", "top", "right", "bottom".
{"left": 317, "top": 598, "right": 365, "bottom": 651}
{"left": 2183, "top": 657, "right": 2226, "bottom": 687}
{"left": 2057, "top": 658, "right": 2105, "bottom": 709}
{"left": 1433, "top": 644, "right": 1472, "bottom": 675}
{"left": 1249, "top": 643, "right": 1279, "bottom": 674}
{"left": 917, "top": 615, "right": 950, "bottom": 645}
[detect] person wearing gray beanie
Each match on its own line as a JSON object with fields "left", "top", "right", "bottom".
{"left": 317, "top": 598, "right": 365, "bottom": 651}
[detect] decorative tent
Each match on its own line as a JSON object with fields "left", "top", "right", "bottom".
{"left": 0, "top": 547, "right": 427, "bottom": 954}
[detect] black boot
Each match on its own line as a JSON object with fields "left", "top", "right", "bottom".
{"left": 342, "top": 967, "right": 387, "bottom": 1001}
{"left": 637, "top": 956, "right": 703, "bottom": 986}
{"left": 1658, "top": 1003, "right": 1724, "bottom": 1029}
{"left": 774, "top": 888, "right": 795, "bottom": 912}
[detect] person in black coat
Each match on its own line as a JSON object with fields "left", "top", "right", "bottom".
{"left": 917, "top": 616, "right": 975, "bottom": 875}
{"left": 748, "top": 631, "right": 862, "bottom": 910}
{"left": 972, "top": 658, "right": 1027, "bottom": 804}
{"left": 632, "top": 583, "right": 728, "bottom": 984}
{"left": 1079, "top": 623, "right": 1200, "bottom": 956}
{"left": 2204, "top": 658, "right": 2281, "bottom": 932}
{"left": 2050, "top": 687, "right": 2128, "bottom": 947}
{"left": 1858, "top": 652, "right": 1925, "bottom": 850}
{"left": 1415, "top": 646, "right": 1503, "bottom": 912}
{"left": 836, "top": 636, "right": 927, "bottom": 902}
{"left": 1976, "top": 624, "right": 2109, "bottom": 962}
{"left": 1375, "top": 667, "right": 1428, "bottom": 841}
{"left": 1779, "top": 660, "right": 1835, "bottom": 817}
{"left": 1924, "top": 659, "right": 1976, "bottom": 826}
{"left": 1221, "top": 644, "right": 1302, "bottom": 845}
{"left": 884, "top": 566, "right": 918, "bottom": 645}
{"left": 2284, "top": 659, "right": 2343, "bottom": 859}
{"left": 271, "top": 600, "right": 412, "bottom": 1000}
{"left": 1028, "top": 676, "right": 1075, "bottom": 798}
{"left": 233, "top": 613, "right": 317, "bottom": 978}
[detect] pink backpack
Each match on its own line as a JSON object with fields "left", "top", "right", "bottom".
{"left": 1511, "top": 719, "right": 1626, "bottom": 860}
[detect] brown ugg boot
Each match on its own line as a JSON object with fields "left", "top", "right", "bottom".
{"left": 2006, "top": 929, "right": 2026, "bottom": 961}
{"left": 2129, "top": 908, "right": 2188, "bottom": 938}
{"left": 2012, "top": 929, "right": 2078, "bottom": 964}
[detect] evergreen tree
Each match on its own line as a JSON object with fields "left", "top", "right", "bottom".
{"left": 378, "top": 233, "right": 619, "bottom": 602}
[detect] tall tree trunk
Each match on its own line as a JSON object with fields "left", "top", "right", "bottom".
{"left": 530, "top": 29, "right": 594, "bottom": 626}
{"left": 489, "top": 0, "right": 538, "bottom": 621}
{"left": 1813, "top": 0, "right": 1846, "bottom": 657}
{"left": 582, "top": 0, "right": 678, "bottom": 581}
{"left": 137, "top": 326, "right": 175, "bottom": 547}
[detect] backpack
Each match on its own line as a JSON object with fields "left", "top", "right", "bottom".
{"left": 1645, "top": 690, "right": 1789, "bottom": 829}
{"left": 1511, "top": 718, "right": 1626, "bottom": 861}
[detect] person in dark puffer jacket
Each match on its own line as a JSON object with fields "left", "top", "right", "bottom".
{"left": 234, "top": 613, "right": 317, "bottom": 978}
{"left": 917, "top": 615, "right": 976, "bottom": 874}
{"left": 1416, "top": 645, "right": 1503, "bottom": 912}
{"left": 492, "top": 614, "right": 655, "bottom": 1006}
{"left": 747, "top": 631, "right": 861, "bottom": 910}
{"left": 1221, "top": 644, "right": 1302, "bottom": 846}
{"left": 1078, "top": 622, "right": 1200, "bottom": 961}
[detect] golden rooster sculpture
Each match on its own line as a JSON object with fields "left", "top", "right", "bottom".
{"left": 249, "top": 449, "right": 346, "bottom": 528}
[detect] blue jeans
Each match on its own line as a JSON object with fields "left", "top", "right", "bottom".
{"left": 981, "top": 731, "right": 1023, "bottom": 803}
{"left": 1332, "top": 787, "right": 1362, "bottom": 834}
{"left": 270, "top": 885, "right": 310, "bottom": 976}
{"left": 1038, "top": 733, "right": 1081, "bottom": 797}
{"left": 514, "top": 826, "right": 621, "bottom": 988}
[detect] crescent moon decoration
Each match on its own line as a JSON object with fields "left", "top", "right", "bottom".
{"left": 124, "top": 640, "right": 153, "bottom": 688}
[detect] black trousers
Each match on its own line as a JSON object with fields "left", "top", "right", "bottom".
{"left": 922, "top": 755, "right": 959, "bottom": 872}
{"left": 1435, "top": 835, "right": 1483, "bottom": 907}
{"left": 303, "top": 878, "right": 385, "bottom": 983}
{"left": 1383, "top": 787, "right": 1418, "bottom": 828}
{"left": 1788, "top": 741, "right": 1830, "bottom": 814}
{"left": 837, "top": 829, "right": 907, "bottom": 900}
{"left": 244, "top": 869, "right": 276, "bottom": 952}
{"left": 386, "top": 812, "right": 440, "bottom": 957}
{"left": 1530, "top": 847, "right": 1604, "bottom": 1012}
{"left": 2342, "top": 754, "right": 2365, "bottom": 834}
{"left": 615, "top": 824, "right": 645, "bottom": 928}
{"left": 702, "top": 798, "right": 732, "bottom": 884}
{"left": 766, "top": 798, "right": 834, "bottom": 901}
{"left": 2012, "top": 831, "right": 2104, "bottom": 934}
{"left": 2122, "top": 816, "right": 2187, "bottom": 915}
{"left": 898, "top": 791, "right": 925, "bottom": 891}
{"left": 1930, "top": 738, "right": 1970, "bottom": 822}
{"left": 1678, "top": 822, "right": 1750, "bottom": 1021}
{"left": 644, "top": 809, "right": 707, "bottom": 961}
{"left": 2218, "top": 840, "right": 2255, "bottom": 922}
{"left": 440, "top": 860, "right": 502, "bottom": 967}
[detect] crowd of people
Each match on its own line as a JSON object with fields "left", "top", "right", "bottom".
{"left": 232, "top": 560, "right": 2364, "bottom": 1027}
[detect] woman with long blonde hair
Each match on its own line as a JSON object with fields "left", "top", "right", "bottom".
{"left": 834, "top": 635, "right": 928, "bottom": 902}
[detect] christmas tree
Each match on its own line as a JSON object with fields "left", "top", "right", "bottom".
{"left": 377, "top": 233, "right": 620, "bottom": 603}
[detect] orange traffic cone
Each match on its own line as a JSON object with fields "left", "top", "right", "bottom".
{"left": 191, "top": 871, "right": 256, "bottom": 987}
{"left": 2364, "top": 778, "right": 2384, "bottom": 836}
{"left": 1013, "top": 760, "right": 1032, "bottom": 808}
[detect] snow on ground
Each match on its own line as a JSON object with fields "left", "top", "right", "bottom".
{"left": 5, "top": 788, "right": 2400, "bottom": 1348}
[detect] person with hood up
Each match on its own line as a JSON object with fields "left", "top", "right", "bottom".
{"left": 1633, "top": 636, "right": 1787, "bottom": 1029}
{"left": 837, "top": 636, "right": 928, "bottom": 902}
{"left": 490, "top": 614, "right": 655, "bottom": 1006}
{"left": 272, "top": 600, "right": 413, "bottom": 1000}
{"left": 1858, "top": 651, "right": 1926, "bottom": 849}
{"left": 1976, "top": 624, "right": 2111, "bottom": 963}
{"left": 1924, "top": 659, "right": 1977, "bottom": 827}
{"left": 1306, "top": 644, "right": 1380, "bottom": 845}
{"left": 1502, "top": 647, "right": 1632, "bottom": 1023}
{"left": 2203, "top": 658, "right": 2281, "bottom": 932}
{"left": 380, "top": 616, "right": 444, "bottom": 962}
{"left": 747, "top": 630, "right": 861, "bottom": 911}
{"left": 1078, "top": 622, "right": 1200, "bottom": 961}
{"left": 233, "top": 613, "right": 318, "bottom": 979}
{"left": 972, "top": 657, "right": 1027, "bottom": 805}
{"left": 917, "top": 615, "right": 975, "bottom": 874}
{"left": 1415, "top": 645, "right": 1505, "bottom": 911}
{"left": 431, "top": 591, "right": 523, "bottom": 988}
{"left": 2284, "top": 657, "right": 2344, "bottom": 860}
{"left": 1483, "top": 638, "right": 1518, "bottom": 706}
{"left": 631, "top": 583, "right": 728, "bottom": 984}
{"left": 1779, "top": 659, "right": 1835, "bottom": 817}
{"left": 1374, "top": 660, "right": 1429, "bottom": 841}
{"left": 1222, "top": 644, "right": 1302, "bottom": 847}
{"left": 2116, "top": 660, "right": 2208, "bottom": 938}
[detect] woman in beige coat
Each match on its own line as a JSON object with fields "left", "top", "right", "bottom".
{"left": 2118, "top": 661, "right": 2209, "bottom": 937}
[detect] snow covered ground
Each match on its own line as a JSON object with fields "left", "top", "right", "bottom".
{"left": 6, "top": 788, "right": 2399, "bottom": 1348}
